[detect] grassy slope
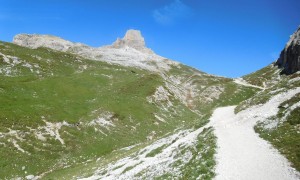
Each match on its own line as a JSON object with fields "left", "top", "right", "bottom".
{"left": 0, "top": 41, "right": 258, "bottom": 179}
{"left": 0, "top": 42, "right": 199, "bottom": 178}
{"left": 242, "top": 63, "right": 281, "bottom": 87}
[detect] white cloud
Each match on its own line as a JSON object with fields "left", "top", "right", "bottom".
{"left": 153, "top": 0, "right": 193, "bottom": 25}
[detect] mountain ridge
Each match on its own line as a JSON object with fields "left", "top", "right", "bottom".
{"left": 13, "top": 30, "right": 178, "bottom": 72}
{"left": 14, "top": 27, "right": 300, "bottom": 78}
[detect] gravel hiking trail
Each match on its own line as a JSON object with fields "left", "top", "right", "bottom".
{"left": 210, "top": 106, "right": 300, "bottom": 180}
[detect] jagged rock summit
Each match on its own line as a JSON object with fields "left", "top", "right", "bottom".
{"left": 13, "top": 30, "right": 178, "bottom": 72}
{"left": 113, "top": 30, "right": 144, "bottom": 48}
{"left": 276, "top": 26, "right": 300, "bottom": 75}
{"left": 112, "top": 29, "right": 153, "bottom": 54}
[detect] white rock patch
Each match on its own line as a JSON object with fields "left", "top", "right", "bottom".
{"left": 0, "top": 52, "right": 41, "bottom": 75}
{"left": 288, "top": 76, "right": 300, "bottom": 84}
{"left": 88, "top": 112, "right": 115, "bottom": 130}
{"left": 199, "top": 86, "right": 224, "bottom": 103}
{"left": 79, "top": 123, "right": 211, "bottom": 180}
{"left": 12, "top": 139, "right": 29, "bottom": 154}
{"left": 41, "top": 120, "right": 69, "bottom": 145}
{"left": 282, "top": 101, "right": 300, "bottom": 121}
{"left": 0, "top": 118, "right": 71, "bottom": 151}
{"left": 148, "top": 86, "right": 171, "bottom": 103}
{"left": 154, "top": 114, "right": 166, "bottom": 123}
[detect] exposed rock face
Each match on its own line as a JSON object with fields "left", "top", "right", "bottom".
{"left": 113, "top": 30, "right": 145, "bottom": 48}
{"left": 112, "top": 29, "right": 153, "bottom": 53}
{"left": 276, "top": 27, "right": 300, "bottom": 75}
{"left": 12, "top": 30, "right": 178, "bottom": 72}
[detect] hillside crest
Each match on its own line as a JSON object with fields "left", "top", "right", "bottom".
{"left": 13, "top": 30, "right": 177, "bottom": 72}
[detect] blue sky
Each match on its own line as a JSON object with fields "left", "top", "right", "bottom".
{"left": 0, "top": 0, "right": 299, "bottom": 77}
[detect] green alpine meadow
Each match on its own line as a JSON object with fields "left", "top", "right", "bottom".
{"left": 0, "top": 26, "right": 299, "bottom": 179}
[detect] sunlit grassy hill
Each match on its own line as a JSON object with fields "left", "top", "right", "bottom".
{"left": 0, "top": 40, "right": 257, "bottom": 179}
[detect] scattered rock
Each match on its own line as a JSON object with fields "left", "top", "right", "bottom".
{"left": 25, "top": 175, "right": 35, "bottom": 180}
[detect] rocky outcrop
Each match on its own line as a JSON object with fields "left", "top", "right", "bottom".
{"left": 112, "top": 29, "right": 153, "bottom": 54}
{"left": 113, "top": 30, "right": 145, "bottom": 48}
{"left": 276, "top": 27, "right": 300, "bottom": 75}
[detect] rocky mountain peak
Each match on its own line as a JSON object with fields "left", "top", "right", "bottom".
{"left": 276, "top": 26, "right": 300, "bottom": 75}
{"left": 112, "top": 29, "right": 153, "bottom": 53}
{"left": 123, "top": 29, "right": 145, "bottom": 47}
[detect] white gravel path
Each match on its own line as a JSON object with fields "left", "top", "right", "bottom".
{"left": 210, "top": 87, "right": 300, "bottom": 180}
{"left": 234, "top": 78, "right": 265, "bottom": 90}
